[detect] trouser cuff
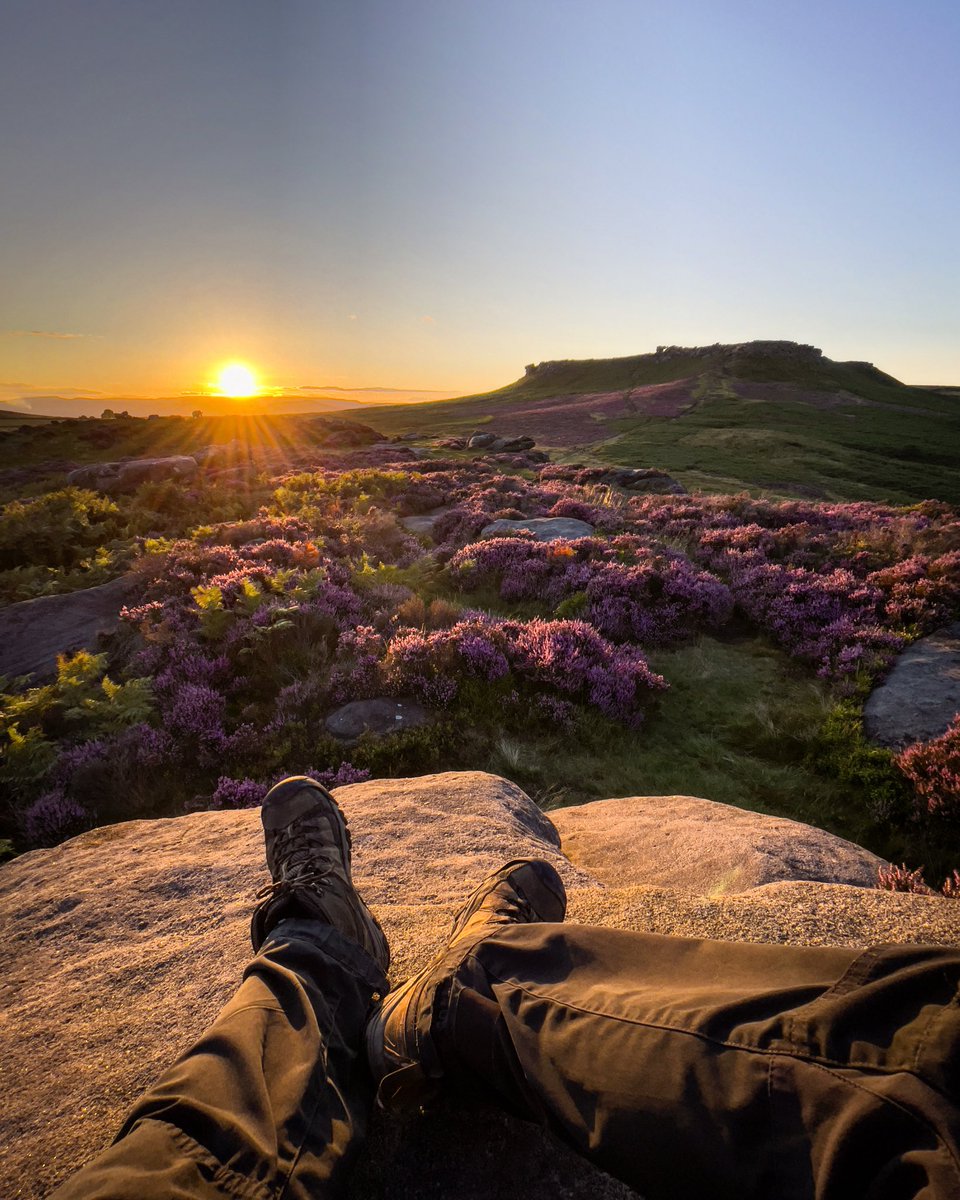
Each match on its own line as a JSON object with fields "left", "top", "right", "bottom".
{"left": 263, "top": 918, "right": 389, "bottom": 994}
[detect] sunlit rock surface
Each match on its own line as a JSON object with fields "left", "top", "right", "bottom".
{"left": 3, "top": 771, "right": 959, "bottom": 1199}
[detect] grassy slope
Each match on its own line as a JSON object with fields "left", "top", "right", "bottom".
{"left": 0, "top": 413, "right": 363, "bottom": 501}
{"left": 361, "top": 348, "right": 960, "bottom": 504}
{"left": 600, "top": 392, "right": 960, "bottom": 503}
{"left": 0, "top": 411, "right": 58, "bottom": 430}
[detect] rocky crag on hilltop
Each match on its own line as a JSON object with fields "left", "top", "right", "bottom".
{"left": 521, "top": 339, "right": 889, "bottom": 382}
{"left": 3, "top": 772, "right": 960, "bottom": 1200}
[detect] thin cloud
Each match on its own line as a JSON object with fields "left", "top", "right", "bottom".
{"left": 419, "top": 315, "right": 435, "bottom": 324}
{"left": 347, "top": 314, "right": 358, "bottom": 321}
{"left": 300, "top": 384, "right": 453, "bottom": 394}
{"left": 3, "top": 329, "right": 94, "bottom": 340}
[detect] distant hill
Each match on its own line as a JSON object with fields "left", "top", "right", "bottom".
{"left": 362, "top": 341, "right": 960, "bottom": 504}
{"left": 0, "top": 393, "right": 366, "bottom": 420}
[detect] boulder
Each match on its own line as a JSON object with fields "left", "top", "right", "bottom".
{"left": 498, "top": 435, "right": 536, "bottom": 452}
{"left": 467, "top": 432, "right": 497, "bottom": 449}
{"left": 400, "top": 506, "right": 454, "bottom": 537}
{"left": 480, "top": 516, "right": 594, "bottom": 541}
{"left": 325, "top": 697, "right": 431, "bottom": 742}
{"left": 864, "top": 623, "right": 960, "bottom": 749}
{"left": 193, "top": 440, "right": 247, "bottom": 466}
{"left": 0, "top": 576, "right": 137, "bottom": 682}
{"left": 66, "top": 456, "right": 199, "bottom": 492}
{"left": 551, "top": 794, "right": 887, "bottom": 895}
{"left": 112, "top": 455, "right": 199, "bottom": 490}
{"left": 366, "top": 443, "right": 419, "bottom": 460}
{"left": 592, "top": 467, "right": 687, "bottom": 495}
{"left": 2, "top": 772, "right": 959, "bottom": 1199}
{"left": 310, "top": 418, "right": 383, "bottom": 449}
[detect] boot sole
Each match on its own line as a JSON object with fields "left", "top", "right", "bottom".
{"left": 261, "top": 776, "right": 353, "bottom": 876}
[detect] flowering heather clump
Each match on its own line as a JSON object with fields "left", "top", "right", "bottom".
{"left": 876, "top": 863, "right": 935, "bottom": 895}
{"left": 895, "top": 716, "right": 960, "bottom": 821}
{"left": 507, "top": 618, "right": 668, "bottom": 726}
{"left": 381, "top": 615, "right": 666, "bottom": 727}
{"left": 306, "top": 762, "right": 372, "bottom": 788}
{"left": 591, "top": 492, "right": 959, "bottom": 679}
{"left": 449, "top": 536, "right": 732, "bottom": 646}
{"left": 329, "top": 626, "right": 387, "bottom": 702}
{"left": 210, "top": 776, "right": 267, "bottom": 809}
{"left": 546, "top": 498, "right": 601, "bottom": 524}
{"left": 210, "top": 762, "right": 371, "bottom": 809}
{"left": 724, "top": 558, "right": 905, "bottom": 679}
{"left": 22, "top": 790, "right": 88, "bottom": 846}
{"left": 876, "top": 863, "right": 960, "bottom": 899}
{"left": 868, "top": 551, "right": 960, "bottom": 633}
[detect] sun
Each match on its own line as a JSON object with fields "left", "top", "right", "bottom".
{"left": 215, "top": 361, "right": 259, "bottom": 398}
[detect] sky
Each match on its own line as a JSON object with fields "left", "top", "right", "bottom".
{"left": 1, "top": 0, "right": 958, "bottom": 408}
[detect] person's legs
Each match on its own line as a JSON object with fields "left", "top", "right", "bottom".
{"left": 52, "top": 778, "right": 390, "bottom": 1200}
{"left": 52, "top": 921, "right": 386, "bottom": 1200}
{"left": 370, "top": 867, "right": 960, "bottom": 1199}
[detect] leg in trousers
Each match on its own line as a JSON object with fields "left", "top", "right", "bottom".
{"left": 438, "top": 925, "right": 960, "bottom": 1200}
{"left": 51, "top": 919, "right": 388, "bottom": 1200}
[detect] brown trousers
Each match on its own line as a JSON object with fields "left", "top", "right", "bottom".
{"left": 52, "top": 921, "right": 960, "bottom": 1199}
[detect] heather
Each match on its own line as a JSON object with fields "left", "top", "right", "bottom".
{"left": 896, "top": 715, "right": 960, "bottom": 824}
{"left": 448, "top": 536, "right": 732, "bottom": 646}
{"left": 1, "top": 441, "right": 959, "bottom": 884}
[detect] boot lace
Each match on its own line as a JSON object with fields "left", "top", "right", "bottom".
{"left": 256, "top": 827, "right": 341, "bottom": 900}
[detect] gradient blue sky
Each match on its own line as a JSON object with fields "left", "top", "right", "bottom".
{"left": 1, "top": 0, "right": 958, "bottom": 401}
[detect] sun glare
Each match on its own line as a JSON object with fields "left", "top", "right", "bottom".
{"left": 216, "top": 362, "right": 258, "bottom": 398}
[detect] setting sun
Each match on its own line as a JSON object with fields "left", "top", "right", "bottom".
{"left": 216, "top": 362, "right": 258, "bottom": 398}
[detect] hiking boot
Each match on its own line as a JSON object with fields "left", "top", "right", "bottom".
{"left": 366, "top": 857, "right": 566, "bottom": 1107}
{"left": 250, "top": 775, "right": 389, "bottom": 974}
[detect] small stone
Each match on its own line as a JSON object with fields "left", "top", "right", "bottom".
{"left": 324, "top": 697, "right": 431, "bottom": 742}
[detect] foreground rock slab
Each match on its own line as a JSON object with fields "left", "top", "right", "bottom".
{"left": 864, "top": 622, "right": 960, "bottom": 749}
{"left": 551, "top": 793, "right": 887, "bottom": 894}
{"left": 0, "top": 576, "right": 136, "bottom": 682}
{"left": 3, "top": 771, "right": 959, "bottom": 1199}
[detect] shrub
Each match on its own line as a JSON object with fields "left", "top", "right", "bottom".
{"left": 449, "top": 536, "right": 732, "bottom": 646}
{"left": 876, "top": 862, "right": 960, "bottom": 898}
{"left": 0, "top": 489, "right": 122, "bottom": 569}
{"left": 22, "top": 790, "right": 89, "bottom": 846}
{"left": 896, "top": 716, "right": 960, "bottom": 823}
{"left": 380, "top": 616, "right": 666, "bottom": 728}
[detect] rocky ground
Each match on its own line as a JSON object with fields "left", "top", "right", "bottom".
{"left": 3, "top": 772, "right": 959, "bottom": 1199}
